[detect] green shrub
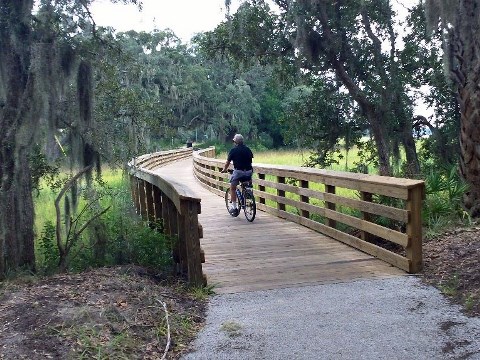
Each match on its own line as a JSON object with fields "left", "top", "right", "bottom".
{"left": 34, "top": 172, "right": 174, "bottom": 274}
{"left": 37, "top": 221, "right": 59, "bottom": 274}
{"left": 423, "top": 166, "right": 468, "bottom": 229}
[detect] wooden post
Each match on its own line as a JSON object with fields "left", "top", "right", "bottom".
{"left": 162, "top": 196, "right": 171, "bottom": 236}
{"left": 325, "top": 184, "right": 336, "bottom": 228}
{"left": 130, "top": 175, "right": 139, "bottom": 214}
{"left": 277, "top": 176, "right": 286, "bottom": 211}
{"left": 300, "top": 180, "right": 309, "bottom": 218}
{"left": 360, "top": 191, "right": 374, "bottom": 242}
{"left": 145, "top": 182, "right": 155, "bottom": 225}
{"left": 406, "top": 186, "right": 423, "bottom": 273}
{"left": 179, "top": 199, "right": 205, "bottom": 286}
{"left": 138, "top": 179, "right": 148, "bottom": 220}
{"left": 152, "top": 186, "right": 163, "bottom": 230}
{"left": 258, "top": 173, "right": 266, "bottom": 205}
{"left": 129, "top": 174, "right": 136, "bottom": 210}
{"left": 212, "top": 165, "right": 217, "bottom": 190}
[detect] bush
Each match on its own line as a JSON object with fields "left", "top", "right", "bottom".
{"left": 34, "top": 173, "right": 174, "bottom": 274}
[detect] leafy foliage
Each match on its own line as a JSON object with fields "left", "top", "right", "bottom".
{"left": 38, "top": 221, "right": 59, "bottom": 274}
{"left": 423, "top": 166, "right": 469, "bottom": 232}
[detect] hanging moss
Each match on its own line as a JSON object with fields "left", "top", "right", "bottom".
{"left": 60, "top": 43, "right": 76, "bottom": 77}
{"left": 71, "top": 179, "right": 78, "bottom": 213}
{"left": 77, "top": 60, "right": 92, "bottom": 127}
{"left": 83, "top": 142, "right": 94, "bottom": 185}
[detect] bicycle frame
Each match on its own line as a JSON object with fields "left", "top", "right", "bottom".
{"left": 225, "top": 174, "right": 256, "bottom": 222}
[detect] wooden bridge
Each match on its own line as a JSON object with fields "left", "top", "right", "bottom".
{"left": 128, "top": 148, "right": 424, "bottom": 294}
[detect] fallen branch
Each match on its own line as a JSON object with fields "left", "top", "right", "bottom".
{"left": 157, "top": 299, "right": 171, "bottom": 360}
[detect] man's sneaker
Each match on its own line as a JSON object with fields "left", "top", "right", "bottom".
{"left": 229, "top": 204, "right": 239, "bottom": 216}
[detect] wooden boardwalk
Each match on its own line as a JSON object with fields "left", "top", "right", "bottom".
{"left": 157, "top": 158, "right": 405, "bottom": 294}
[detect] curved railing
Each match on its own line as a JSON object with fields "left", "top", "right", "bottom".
{"left": 193, "top": 147, "right": 425, "bottom": 273}
{"left": 128, "top": 148, "right": 206, "bottom": 286}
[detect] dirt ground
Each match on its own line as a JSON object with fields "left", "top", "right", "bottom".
{"left": 0, "top": 266, "right": 207, "bottom": 359}
{"left": 0, "top": 228, "right": 479, "bottom": 359}
{"left": 422, "top": 226, "right": 480, "bottom": 317}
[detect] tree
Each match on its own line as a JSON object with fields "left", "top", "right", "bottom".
{"left": 400, "top": 4, "right": 459, "bottom": 168}
{"left": 214, "top": 0, "right": 422, "bottom": 175}
{"left": 281, "top": 81, "right": 361, "bottom": 167}
{"left": 425, "top": 0, "right": 480, "bottom": 217}
{"left": 0, "top": 0, "right": 138, "bottom": 278}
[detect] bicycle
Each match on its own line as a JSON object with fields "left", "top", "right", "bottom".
{"left": 224, "top": 170, "right": 256, "bottom": 222}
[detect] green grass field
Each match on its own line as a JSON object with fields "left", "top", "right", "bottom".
{"left": 34, "top": 168, "right": 126, "bottom": 242}
{"left": 224, "top": 146, "right": 377, "bottom": 173}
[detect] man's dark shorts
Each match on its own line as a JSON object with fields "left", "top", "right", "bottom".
{"left": 229, "top": 169, "right": 253, "bottom": 186}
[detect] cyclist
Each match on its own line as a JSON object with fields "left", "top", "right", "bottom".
{"left": 221, "top": 133, "right": 254, "bottom": 215}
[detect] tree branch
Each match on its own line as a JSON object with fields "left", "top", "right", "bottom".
{"left": 55, "top": 165, "right": 93, "bottom": 256}
{"left": 67, "top": 205, "right": 111, "bottom": 253}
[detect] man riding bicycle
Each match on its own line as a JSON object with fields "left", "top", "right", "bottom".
{"left": 221, "top": 134, "right": 254, "bottom": 215}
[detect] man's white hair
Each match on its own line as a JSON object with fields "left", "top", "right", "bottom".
{"left": 233, "top": 134, "right": 244, "bottom": 143}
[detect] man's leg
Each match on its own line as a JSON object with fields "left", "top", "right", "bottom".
{"left": 230, "top": 183, "right": 237, "bottom": 206}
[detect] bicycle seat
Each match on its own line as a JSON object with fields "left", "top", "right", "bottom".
{"left": 239, "top": 178, "right": 253, "bottom": 189}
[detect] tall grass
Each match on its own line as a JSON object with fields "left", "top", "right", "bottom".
{"left": 34, "top": 169, "right": 174, "bottom": 274}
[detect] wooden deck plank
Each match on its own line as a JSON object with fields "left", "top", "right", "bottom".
{"left": 156, "top": 158, "right": 405, "bottom": 294}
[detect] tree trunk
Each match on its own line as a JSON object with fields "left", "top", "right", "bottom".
{"left": 458, "top": 83, "right": 480, "bottom": 216}
{"left": 368, "top": 113, "right": 392, "bottom": 176}
{"left": 402, "top": 125, "right": 420, "bottom": 177}
{"left": 454, "top": 0, "right": 480, "bottom": 217}
{"left": 0, "top": 1, "right": 36, "bottom": 278}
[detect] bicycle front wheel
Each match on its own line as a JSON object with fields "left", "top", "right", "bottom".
{"left": 225, "top": 188, "right": 240, "bottom": 217}
{"left": 243, "top": 189, "right": 256, "bottom": 222}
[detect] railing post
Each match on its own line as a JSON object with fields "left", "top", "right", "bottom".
{"left": 168, "top": 199, "right": 180, "bottom": 266}
{"left": 258, "top": 173, "right": 266, "bottom": 205}
{"left": 138, "top": 179, "right": 148, "bottom": 220}
{"left": 162, "top": 195, "right": 171, "bottom": 236}
{"left": 145, "top": 182, "right": 155, "bottom": 225}
{"left": 406, "top": 186, "right": 423, "bottom": 273}
{"left": 152, "top": 186, "right": 163, "bottom": 230}
{"left": 277, "top": 176, "right": 286, "bottom": 211}
{"left": 300, "top": 180, "right": 309, "bottom": 218}
{"left": 360, "top": 191, "right": 374, "bottom": 242}
{"left": 325, "top": 184, "right": 336, "bottom": 228}
{"left": 212, "top": 165, "right": 217, "bottom": 190}
{"left": 130, "top": 175, "right": 139, "bottom": 213}
{"left": 179, "top": 199, "right": 205, "bottom": 286}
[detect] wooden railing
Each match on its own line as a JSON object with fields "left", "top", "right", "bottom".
{"left": 128, "top": 148, "right": 206, "bottom": 286}
{"left": 193, "top": 147, "right": 425, "bottom": 273}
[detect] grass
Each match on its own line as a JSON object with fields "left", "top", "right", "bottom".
{"left": 251, "top": 146, "right": 377, "bottom": 173}
{"left": 34, "top": 168, "right": 126, "bottom": 241}
{"left": 33, "top": 167, "right": 174, "bottom": 273}
{"left": 253, "top": 149, "right": 308, "bottom": 166}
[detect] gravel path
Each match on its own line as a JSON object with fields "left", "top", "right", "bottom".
{"left": 182, "top": 276, "right": 480, "bottom": 360}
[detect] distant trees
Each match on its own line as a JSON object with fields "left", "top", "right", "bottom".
{"left": 205, "top": 0, "right": 423, "bottom": 175}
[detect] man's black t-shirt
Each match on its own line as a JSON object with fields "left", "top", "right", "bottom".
{"left": 227, "top": 144, "right": 254, "bottom": 171}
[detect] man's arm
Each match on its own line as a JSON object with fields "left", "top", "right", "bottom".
{"left": 221, "top": 159, "right": 231, "bottom": 173}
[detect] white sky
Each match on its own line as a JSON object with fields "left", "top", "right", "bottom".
{"left": 91, "top": 0, "right": 420, "bottom": 42}
{"left": 90, "top": 0, "right": 242, "bottom": 42}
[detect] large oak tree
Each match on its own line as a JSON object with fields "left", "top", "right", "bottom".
{"left": 0, "top": 0, "right": 138, "bottom": 278}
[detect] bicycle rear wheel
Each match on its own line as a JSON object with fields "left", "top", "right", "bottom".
{"left": 225, "top": 188, "right": 240, "bottom": 217}
{"left": 243, "top": 189, "right": 256, "bottom": 222}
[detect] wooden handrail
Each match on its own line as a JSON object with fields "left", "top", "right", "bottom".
{"left": 193, "top": 147, "right": 425, "bottom": 273}
{"left": 127, "top": 148, "right": 206, "bottom": 286}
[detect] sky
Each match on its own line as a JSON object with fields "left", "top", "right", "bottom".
{"left": 90, "top": 0, "right": 242, "bottom": 42}
{"left": 91, "top": 0, "right": 420, "bottom": 42}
